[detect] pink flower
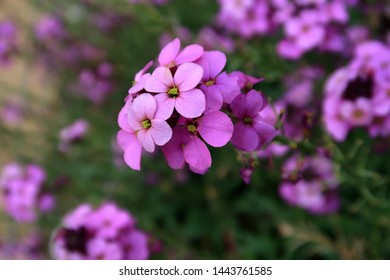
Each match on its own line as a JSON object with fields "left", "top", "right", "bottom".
{"left": 196, "top": 51, "right": 240, "bottom": 112}
{"left": 144, "top": 63, "right": 205, "bottom": 119}
{"left": 162, "top": 111, "right": 233, "bottom": 173}
{"left": 128, "top": 61, "right": 153, "bottom": 95}
{"left": 340, "top": 98, "right": 373, "bottom": 126}
{"left": 87, "top": 238, "right": 122, "bottom": 260}
{"left": 158, "top": 38, "right": 203, "bottom": 67}
{"left": 230, "top": 71, "right": 262, "bottom": 92}
{"left": 127, "top": 93, "right": 172, "bottom": 152}
{"left": 230, "top": 90, "right": 276, "bottom": 152}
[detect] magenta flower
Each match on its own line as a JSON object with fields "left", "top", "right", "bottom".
{"left": 34, "top": 15, "right": 65, "bottom": 41}
{"left": 52, "top": 202, "right": 152, "bottom": 260}
{"left": 59, "top": 119, "right": 89, "bottom": 152}
{"left": 128, "top": 60, "right": 153, "bottom": 95}
{"left": 127, "top": 93, "right": 172, "bottom": 152}
{"left": 162, "top": 111, "right": 233, "bottom": 173}
{"left": 230, "top": 90, "right": 276, "bottom": 152}
{"left": 145, "top": 62, "right": 205, "bottom": 119}
{"left": 158, "top": 38, "right": 204, "bottom": 67}
{"left": 196, "top": 51, "right": 240, "bottom": 112}
{"left": 340, "top": 98, "right": 372, "bottom": 126}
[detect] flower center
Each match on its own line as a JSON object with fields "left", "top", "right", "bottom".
{"left": 131, "top": 80, "right": 136, "bottom": 86}
{"left": 205, "top": 80, "right": 214, "bottom": 86}
{"left": 141, "top": 119, "right": 151, "bottom": 129}
{"left": 168, "top": 87, "right": 179, "bottom": 97}
{"left": 353, "top": 110, "right": 364, "bottom": 119}
{"left": 243, "top": 117, "right": 252, "bottom": 124}
{"left": 187, "top": 124, "right": 197, "bottom": 134}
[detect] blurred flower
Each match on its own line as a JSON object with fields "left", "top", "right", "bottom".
{"left": 59, "top": 119, "right": 89, "bottom": 152}
{"left": 0, "top": 163, "right": 54, "bottom": 223}
{"left": 51, "top": 202, "right": 151, "bottom": 260}
{"left": 279, "top": 154, "right": 340, "bottom": 214}
{"left": 0, "top": 101, "right": 23, "bottom": 127}
{"left": 323, "top": 41, "right": 390, "bottom": 141}
{"left": 34, "top": 15, "right": 66, "bottom": 42}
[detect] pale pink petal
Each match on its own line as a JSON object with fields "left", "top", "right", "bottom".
{"left": 231, "top": 123, "right": 259, "bottom": 151}
{"left": 144, "top": 67, "right": 173, "bottom": 93}
{"left": 150, "top": 119, "right": 172, "bottom": 146}
{"left": 183, "top": 136, "right": 212, "bottom": 171}
{"left": 128, "top": 73, "right": 150, "bottom": 95}
{"left": 174, "top": 63, "right": 203, "bottom": 91}
{"left": 137, "top": 129, "right": 155, "bottom": 153}
{"left": 118, "top": 105, "right": 132, "bottom": 132}
{"left": 132, "top": 93, "right": 157, "bottom": 120}
{"left": 175, "top": 44, "right": 204, "bottom": 65}
{"left": 154, "top": 93, "right": 175, "bottom": 120}
{"left": 201, "top": 85, "right": 224, "bottom": 113}
{"left": 197, "top": 111, "right": 233, "bottom": 147}
{"left": 158, "top": 38, "right": 180, "bottom": 66}
{"left": 161, "top": 127, "right": 187, "bottom": 169}
{"left": 127, "top": 104, "right": 143, "bottom": 131}
{"left": 117, "top": 131, "right": 142, "bottom": 170}
{"left": 175, "top": 88, "right": 205, "bottom": 118}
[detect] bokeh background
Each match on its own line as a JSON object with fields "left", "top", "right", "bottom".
{"left": 0, "top": 0, "right": 390, "bottom": 259}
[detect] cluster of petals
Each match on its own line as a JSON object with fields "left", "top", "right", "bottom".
{"left": 279, "top": 154, "right": 340, "bottom": 215}
{"left": 0, "top": 20, "right": 18, "bottom": 65}
{"left": 0, "top": 163, "right": 55, "bottom": 223}
{"left": 323, "top": 41, "right": 390, "bottom": 141}
{"left": 216, "top": 0, "right": 356, "bottom": 59}
{"left": 51, "top": 202, "right": 151, "bottom": 260}
{"left": 117, "top": 38, "right": 260, "bottom": 174}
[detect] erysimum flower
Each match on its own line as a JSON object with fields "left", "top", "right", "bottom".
{"left": 162, "top": 111, "right": 233, "bottom": 174}
{"left": 195, "top": 50, "right": 240, "bottom": 112}
{"left": 230, "top": 90, "right": 276, "bottom": 152}
{"left": 145, "top": 62, "right": 205, "bottom": 119}
{"left": 128, "top": 60, "right": 153, "bottom": 95}
{"left": 127, "top": 93, "right": 172, "bottom": 152}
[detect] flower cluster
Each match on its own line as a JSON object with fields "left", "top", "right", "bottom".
{"left": 0, "top": 163, "right": 55, "bottom": 223}
{"left": 117, "top": 38, "right": 276, "bottom": 174}
{"left": 51, "top": 203, "right": 151, "bottom": 260}
{"left": 323, "top": 41, "right": 390, "bottom": 141}
{"left": 279, "top": 154, "right": 340, "bottom": 214}
{"left": 216, "top": 0, "right": 357, "bottom": 59}
{"left": 0, "top": 20, "right": 18, "bottom": 66}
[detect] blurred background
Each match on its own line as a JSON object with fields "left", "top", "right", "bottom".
{"left": 0, "top": 0, "right": 390, "bottom": 259}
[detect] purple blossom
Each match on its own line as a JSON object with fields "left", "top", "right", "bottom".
{"left": 51, "top": 202, "right": 151, "bottom": 260}
{"left": 157, "top": 38, "right": 203, "bottom": 68}
{"left": 0, "top": 20, "right": 18, "bottom": 65}
{"left": 59, "top": 119, "right": 89, "bottom": 152}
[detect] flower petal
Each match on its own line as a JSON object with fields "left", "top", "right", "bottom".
{"left": 215, "top": 72, "right": 240, "bottom": 104}
{"left": 196, "top": 51, "right": 226, "bottom": 80}
{"left": 137, "top": 129, "right": 155, "bottom": 153}
{"left": 197, "top": 111, "right": 233, "bottom": 147}
{"left": 135, "top": 60, "right": 153, "bottom": 81}
{"left": 158, "top": 38, "right": 180, "bottom": 66}
{"left": 132, "top": 93, "right": 157, "bottom": 120}
{"left": 117, "top": 131, "right": 142, "bottom": 170}
{"left": 150, "top": 119, "right": 173, "bottom": 146}
{"left": 161, "top": 127, "right": 187, "bottom": 169}
{"left": 230, "top": 122, "right": 259, "bottom": 151}
{"left": 252, "top": 115, "right": 276, "bottom": 149}
{"left": 183, "top": 136, "right": 211, "bottom": 171}
{"left": 144, "top": 67, "right": 173, "bottom": 93}
{"left": 175, "top": 44, "right": 204, "bottom": 65}
{"left": 174, "top": 63, "right": 203, "bottom": 91}
{"left": 175, "top": 88, "right": 205, "bottom": 118}
{"left": 154, "top": 93, "right": 175, "bottom": 120}
{"left": 201, "top": 85, "right": 224, "bottom": 113}
{"left": 127, "top": 104, "right": 143, "bottom": 131}
{"left": 128, "top": 73, "right": 150, "bottom": 95}
{"left": 118, "top": 104, "right": 132, "bottom": 132}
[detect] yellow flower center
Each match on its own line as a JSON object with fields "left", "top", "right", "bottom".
{"left": 168, "top": 87, "right": 179, "bottom": 97}
{"left": 187, "top": 124, "right": 197, "bottom": 133}
{"left": 141, "top": 119, "right": 151, "bottom": 129}
{"left": 243, "top": 117, "right": 252, "bottom": 124}
{"left": 205, "top": 80, "right": 215, "bottom": 86}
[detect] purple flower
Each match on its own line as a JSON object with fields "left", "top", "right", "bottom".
{"left": 128, "top": 61, "right": 153, "bottom": 96}
{"left": 145, "top": 63, "right": 205, "bottom": 119}
{"left": 279, "top": 155, "right": 340, "bottom": 215}
{"left": 0, "top": 20, "right": 17, "bottom": 65}
{"left": 196, "top": 51, "right": 240, "bottom": 112}
{"left": 162, "top": 111, "right": 233, "bottom": 174}
{"left": 52, "top": 202, "right": 152, "bottom": 260}
{"left": 230, "top": 90, "right": 276, "bottom": 152}
{"left": 59, "top": 119, "right": 89, "bottom": 152}
{"left": 34, "top": 15, "right": 65, "bottom": 41}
